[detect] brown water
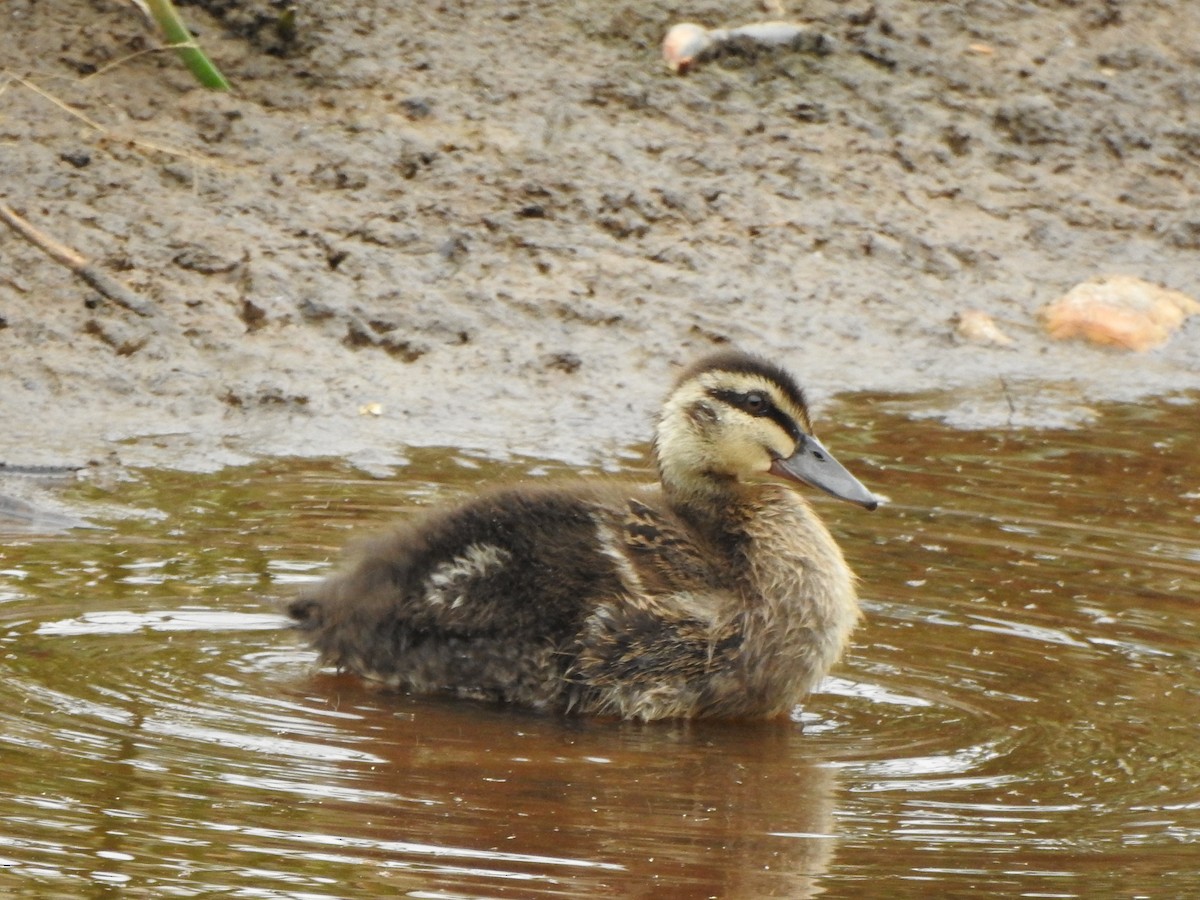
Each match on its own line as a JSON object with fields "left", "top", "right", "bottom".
{"left": 1, "top": 396, "right": 1197, "bottom": 898}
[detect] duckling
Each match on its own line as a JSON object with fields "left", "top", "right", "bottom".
{"left": 288, "top": 351, "right": 879, "bottom": 720}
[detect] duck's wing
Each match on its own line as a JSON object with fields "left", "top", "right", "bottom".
{"left": 564, "top": 592, "right": 747, "bottom": 718}
{"left": 550, "top": 495, "right": 752, "bottom": 717}
{"left": 611, "top": 497, "right": 725, "bottom": 594}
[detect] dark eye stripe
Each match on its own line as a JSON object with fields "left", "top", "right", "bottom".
{"left": 709, "top": 389, "right": 802, "bottom": 442}
{"left": 762, "top": 406, "right": 802, "bottom": 442}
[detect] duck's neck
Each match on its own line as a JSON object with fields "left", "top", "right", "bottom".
{"left": 658, "top": 464, "right": 758, "bottom": 550}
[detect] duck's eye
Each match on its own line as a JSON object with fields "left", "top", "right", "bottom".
{"left": 741, "top": 392, "right": 769, "bottom": 415}
{"left": 710, "top": 388, "right": 774, "bottom": 417}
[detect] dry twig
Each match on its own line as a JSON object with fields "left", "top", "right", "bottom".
{"left": 0, "top": 201, "right": 160, "bottom": 320}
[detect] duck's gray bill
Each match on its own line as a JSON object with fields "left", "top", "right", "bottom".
{"left": 770, "top": 435, "right": 880, "bottom": 510}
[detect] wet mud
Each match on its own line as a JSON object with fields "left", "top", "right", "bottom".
{"left": 2, "top": 0, "right": 1199, "bottom": 478}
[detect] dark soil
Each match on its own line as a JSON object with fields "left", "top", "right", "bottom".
{"left": 2, "top": 0, "right": 1198, "bottom": 477}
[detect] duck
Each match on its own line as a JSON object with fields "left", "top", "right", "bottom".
{"left": 287, "top": 351, "right": 879, "bottom": 720}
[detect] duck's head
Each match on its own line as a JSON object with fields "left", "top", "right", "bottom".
{"left": 655, "top": 351, "right": 879, "bottom": 511}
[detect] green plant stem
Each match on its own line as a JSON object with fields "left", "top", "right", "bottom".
{"left": 144, "top": 0, "right": 231, "bottom": 90}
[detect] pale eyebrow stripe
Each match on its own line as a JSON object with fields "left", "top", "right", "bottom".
{"left": 708, "top": 388, "right": 803, "bottom": 442}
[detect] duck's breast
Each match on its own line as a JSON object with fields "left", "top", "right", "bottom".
{"left": 736, "top": 488, "right": 862, "bottom": 710}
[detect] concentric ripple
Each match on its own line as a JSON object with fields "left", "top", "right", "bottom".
{"left": 1, "top": 402, "right": 1198, "bottom": 897}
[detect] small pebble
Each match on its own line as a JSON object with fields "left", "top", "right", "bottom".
{"left": 955, "top": 310, "right": 1014, "bottom": 346}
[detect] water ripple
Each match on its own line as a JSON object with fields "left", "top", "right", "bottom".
{"left": 1, "top": 401, "right": 1198, "bottom": 895}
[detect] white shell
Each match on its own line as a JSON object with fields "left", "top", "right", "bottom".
{"left": 662, "top": 23, "right": 714, "bottom": 73}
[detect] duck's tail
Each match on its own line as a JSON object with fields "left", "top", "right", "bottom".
{"left": 285, "top": 595, "right": 325, "bottom": 631}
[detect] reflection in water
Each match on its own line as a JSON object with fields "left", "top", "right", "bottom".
{"left": 0, "top": 397, "right": 1197, "bottom": 896}
{"left": 262, "top": 683, "right": 839, "bottom": 897}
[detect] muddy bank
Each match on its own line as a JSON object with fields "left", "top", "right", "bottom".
{"left": 2, "top": 0, "right": 1198, "bottom": 476}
